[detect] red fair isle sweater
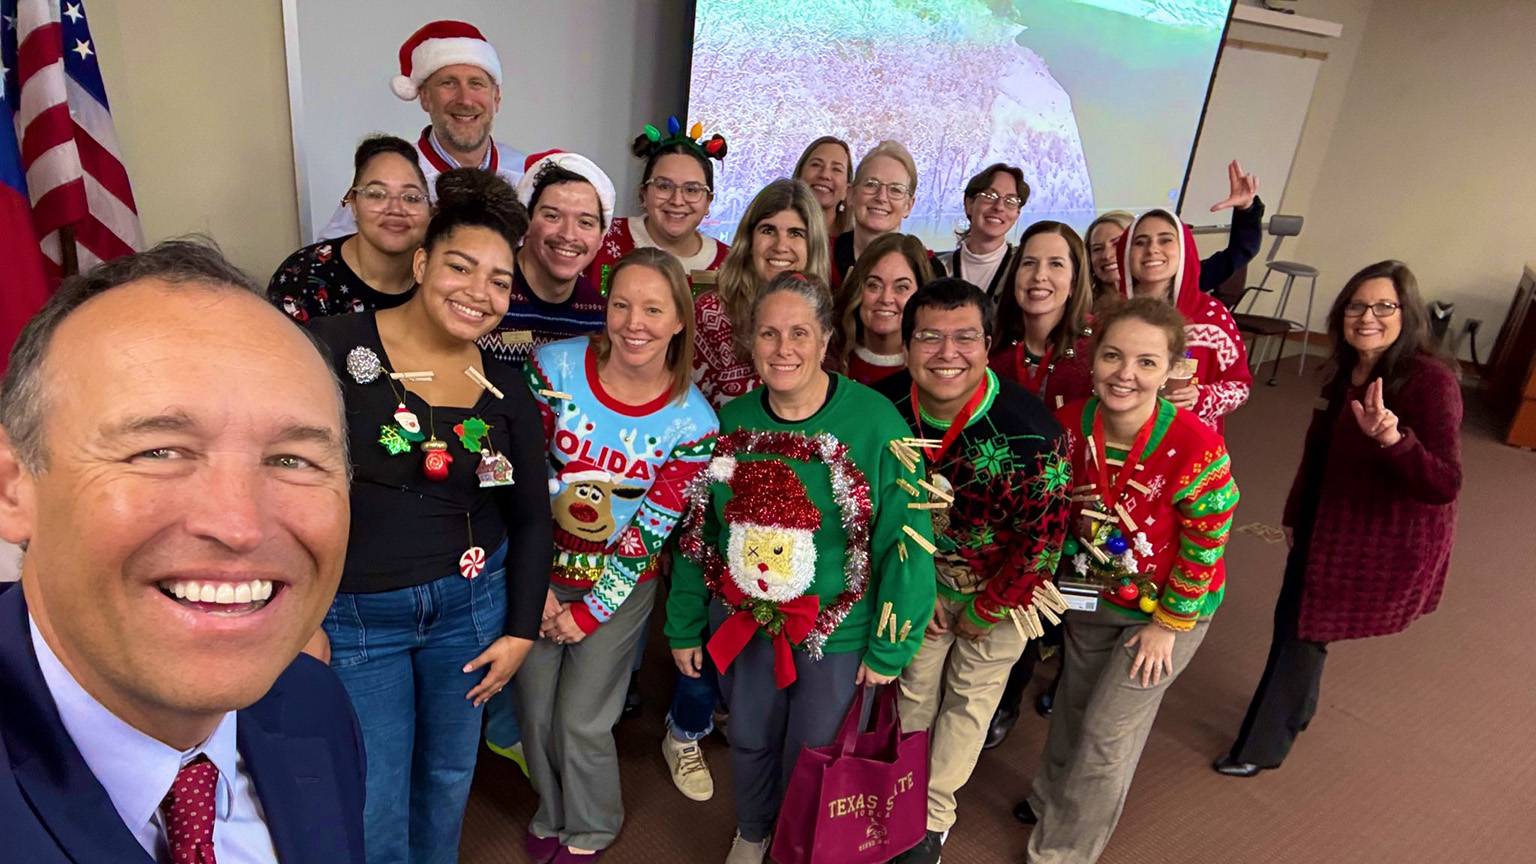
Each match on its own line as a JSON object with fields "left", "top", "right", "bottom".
{"left": 1058, "top": 397, "right": 1240, "bottom": 631}
{"left": 586, "top": 216, "right": 729, "bottom": 294}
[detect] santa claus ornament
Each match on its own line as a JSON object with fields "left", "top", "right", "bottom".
{"left": 720, "top": 459, "right": 821, "bottom": 602}
{"left": 678, "top": 430, "right": 873, "bottom": 688}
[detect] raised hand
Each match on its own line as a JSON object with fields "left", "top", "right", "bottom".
{"left": 1209, "top": 160, "right": 1259, "bottom": 212}
{"left": 1349, "top": 377, "right": 1402, "bottom": 446}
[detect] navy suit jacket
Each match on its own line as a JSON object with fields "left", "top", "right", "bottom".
{"left": 0, "top": 583, "right": 366, "bottom": 863}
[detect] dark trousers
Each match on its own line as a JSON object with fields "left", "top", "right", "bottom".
{"left": 1228, "top": 550, "right": 1329, "bottom": 767}
{"left": 710, "top": 602, "right": 863, "bottom": 842}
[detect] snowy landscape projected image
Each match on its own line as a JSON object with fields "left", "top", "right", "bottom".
{"left": 686, "top": 0, "right": 1232, "bottom": 250}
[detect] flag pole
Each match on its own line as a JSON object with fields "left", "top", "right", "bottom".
{"left": 59, "top": 226, "right": 79, "bottom": 278}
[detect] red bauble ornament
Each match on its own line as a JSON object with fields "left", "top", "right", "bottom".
{"left": 422, "top": 440, "right": 452, "bottom": 481}
{"left": 1116, "top": 582, "right": 1140, "bottom": 601}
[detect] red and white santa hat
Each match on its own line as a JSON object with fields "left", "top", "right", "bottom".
{"left": 391, "top": 20, "right": 503, "bottom": 101}
{"left": 722, "top": 460, "right": 822, "bottom": 533}
{"left": 549, "top": 458, "right": 612, "bottom": 495}
{"left": 515, "top": 149, "right": 618, "bottom": 227}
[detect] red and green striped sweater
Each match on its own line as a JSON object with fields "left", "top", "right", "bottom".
{"left": 1057, "top": 396, "right": 1239, "bottom": 630}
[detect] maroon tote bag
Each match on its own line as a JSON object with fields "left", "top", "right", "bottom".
{"left": 769, "top": 685, "right": 929, "bottom": 864}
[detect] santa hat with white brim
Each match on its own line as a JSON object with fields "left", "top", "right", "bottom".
{"left": 515, "top": 149, "right": 618, "bottom": 228}
{"left": 391, "top": 20, "right": 503, "bottom": 101}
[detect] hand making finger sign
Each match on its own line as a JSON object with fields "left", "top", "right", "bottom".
{"left": 1350, "top": 377, "right": 1402, "bottom": 447}
{"left": 1209, "top": 160, "right": 1259, "bottom": 212}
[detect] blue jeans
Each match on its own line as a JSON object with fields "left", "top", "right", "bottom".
{"left": 667, "top": 654, "right": 719, "bottom": 742}
{"left": 324, "top": 543, "right": 507, "bottom": 864}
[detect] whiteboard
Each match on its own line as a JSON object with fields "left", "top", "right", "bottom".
{"left": 281, "top": 0, "right": 693, "bottom": 241}
{"left": 1181, "top": 40, "right": 1323, "bottom": 228}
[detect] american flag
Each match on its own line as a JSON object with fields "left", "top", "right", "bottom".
{"left": 2, "top": 0, "right": 142, "bottom": 282}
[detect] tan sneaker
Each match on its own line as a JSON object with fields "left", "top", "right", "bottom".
{"left": 724, "top": 832, "right": 769, "bottom": 864}
{"left": 662, "top": 732, "right": 714, "bottom": 801}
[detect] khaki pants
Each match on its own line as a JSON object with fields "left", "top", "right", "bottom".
{"left": 1026, "top": 606, "right": 1209, "bottom": 864}
{"left": 897, "top": 595, "right": 1026, "bottom": 833}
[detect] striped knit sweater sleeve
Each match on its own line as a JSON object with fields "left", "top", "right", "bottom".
{"left": 570, "top": 433, "right": 717, "bottom": 634}
{"left": 1156, "top": 442, "right": 1239, "bottom": 631}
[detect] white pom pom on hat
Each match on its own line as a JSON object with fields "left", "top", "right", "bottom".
{"left": 708, "top": 455, "right": 737, "bottom": 483}
{"left": 515, "top": 149, "right": 618, "bottom": 228}
{"left": 391, "top": 20, "right": 502, "bottom": 101}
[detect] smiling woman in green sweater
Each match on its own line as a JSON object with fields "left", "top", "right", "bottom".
{"left": 667, "top": 271, "right": 936, "bottom": 864}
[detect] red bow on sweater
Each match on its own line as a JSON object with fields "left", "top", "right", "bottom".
{"left": 707, "top": 580, "right": 821, "bottom": 689}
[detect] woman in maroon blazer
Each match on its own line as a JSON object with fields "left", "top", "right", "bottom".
{"left": 1215, "top": 260, "right": 1462, "bottom": 776}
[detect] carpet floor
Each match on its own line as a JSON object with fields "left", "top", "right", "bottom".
{"left": 460, "top": 361, "right": 1536, "bottom": 863}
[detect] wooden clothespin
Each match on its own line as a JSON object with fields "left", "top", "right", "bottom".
{"left": 538, "top": 388, "right": 573, "bottom": 401}
{"left": 917, "top": 478, "right": 953, "bottom": 503}
{"left": 390, "top": 371, "right": 435, "bottom": 382}
{"left": 1115, "top": 503, "right": 1140, "bottom": 533}
{"left": 464, "top": 366, "right": 504, "bottom": 399}
{"left": 902, "top": 524, "right": 937, "bottom": 554}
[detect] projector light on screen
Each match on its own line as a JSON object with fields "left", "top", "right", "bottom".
{"left": 687, "top": 0, "right": 1232, "bottom": 250}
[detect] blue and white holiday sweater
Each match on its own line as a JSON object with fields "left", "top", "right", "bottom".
{"left": 526, "top": 337, "right": 718, "bottom": 633}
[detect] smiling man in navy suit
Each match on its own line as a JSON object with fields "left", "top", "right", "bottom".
{"left": 0, "top": 240, "right": 365, "bottom": 863}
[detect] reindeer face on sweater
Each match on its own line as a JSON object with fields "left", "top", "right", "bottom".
{"left": 554, "top": 478, "right": 645, "bottom": 542}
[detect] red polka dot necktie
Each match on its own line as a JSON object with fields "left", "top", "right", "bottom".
{"left": 162, "top": 755, "right": 219, "bottom": 864}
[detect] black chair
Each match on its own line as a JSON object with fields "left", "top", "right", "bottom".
{"left": 1214, "top": 215, "right": 1317, "bottom": 386}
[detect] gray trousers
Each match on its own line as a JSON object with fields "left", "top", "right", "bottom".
{"left": 710, "top": 601, "right": 864, "bottom": 843}
{"left": 516, "top": 578, "right": 658, "bottom": 850}
{"left": 1027, "top": 606, "right": 1209, "bottom": 864}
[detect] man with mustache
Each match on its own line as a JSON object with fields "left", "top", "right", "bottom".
{"left": 318, "top": 20, "right": 526, "bottom": 240}
{"left": 0, "top": 240, "right": 364, "bottom": 862}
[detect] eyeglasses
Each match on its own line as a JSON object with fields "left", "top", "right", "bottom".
{"left": 644, "top": 177, "right": 711, "bottom": 204}
{"left": 856, "top": 178, "right": 912, "bottom": 202}
{"left": 1343, "top": 300, "right": 1401, "bottom": 319}
{"left": 911, "top": 329, "right": 986, "bottom": 351}
{"left": 973, "top": 190, "right": 1025, "bottom": 211}
{"left": 349, "top": 186, "right": 429, "bottom": 212}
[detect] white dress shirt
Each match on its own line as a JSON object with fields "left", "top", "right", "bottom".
{"left": 29, "top": 616, "right": 279, "bottom": 863}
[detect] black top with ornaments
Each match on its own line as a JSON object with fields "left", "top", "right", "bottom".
{"left": 307, "top": 311, "right": 552, "bottom": 639}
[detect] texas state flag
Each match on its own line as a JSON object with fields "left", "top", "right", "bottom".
{"left": 0, "top": 94, "right": 50, "bottom": 371}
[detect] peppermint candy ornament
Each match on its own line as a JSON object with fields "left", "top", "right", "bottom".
{"left": 459, "top": 546, "right": 486, "bottom": 579}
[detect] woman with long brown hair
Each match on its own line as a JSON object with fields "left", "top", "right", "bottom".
{"left": 1214, "top": 260, "right": 1461, "bottom": 777}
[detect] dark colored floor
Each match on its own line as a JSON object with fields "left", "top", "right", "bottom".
{"left": 462, "top": 359, "right": 1536, "bottom": 863}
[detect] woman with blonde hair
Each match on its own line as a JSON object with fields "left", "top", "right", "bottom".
{"left": 520, "top": 247, "right": 720, "bottom": 862}
{"left": 837, "top": 232, "right": 933, "bottom": 385}
{"left": 831, "top": 140, "right": 920, "bottom": 294}
{"left": 694, "top": 178, "right": 829, "bottom": 407}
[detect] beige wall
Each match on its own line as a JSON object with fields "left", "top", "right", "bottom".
{"left": 1286, "top": 0, "right": 1536, "bottom": 348}
{"left": 89, "top": 1, "right": 299, "bottom": 282}
{"left": 1230, "top": 0, "right": 1533, "bottom": 353}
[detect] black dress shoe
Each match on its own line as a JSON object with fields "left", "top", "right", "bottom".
{"left": 983, "top": 706, "right": 1019, "bottom": 750}
{"left": 1212, "top": 755, "right": 1265, "bottom": 777}
{"left": 1013, "top": 799, "right": 1038, "bottom": 825}
{"left": 621, "top": 671, "right": 642, "bottom": 720}
{"left": 889, "top": 829, "right": 943, "bottom": 864}
{"left": 1034, "top": 690, "right": 1054, "bottom": 717}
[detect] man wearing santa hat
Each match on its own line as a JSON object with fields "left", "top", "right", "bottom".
{"left": 317, "top": 20, "right": 527, "bottom": 240}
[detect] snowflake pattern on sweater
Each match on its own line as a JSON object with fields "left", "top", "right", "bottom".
{"left": 526, "top": 338, "right": 718, "bottom": 633}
